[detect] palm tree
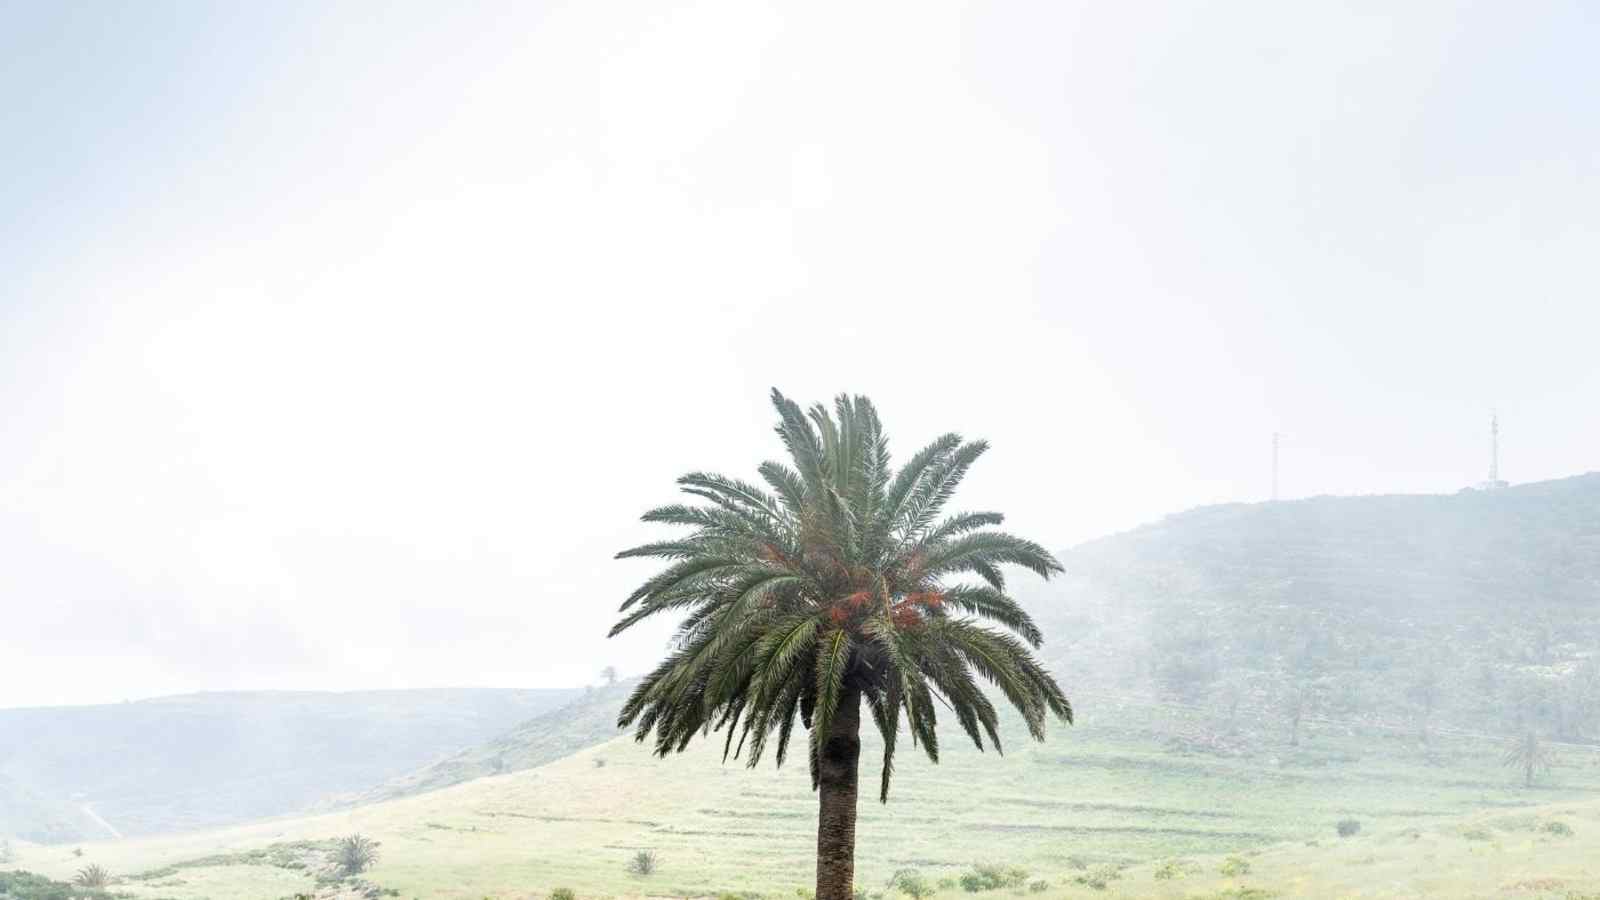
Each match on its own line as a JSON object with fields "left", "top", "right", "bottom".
{"left": 335, "top": 833, "right": 379, "bottom": 876}
{"left": 1502, "top": 729, "right": 1554, "bottom": 788}
{"left": 73, "top": 864, "right": 110, "bottom": 888}
{"left": 611, "top": 390, "right": 1072, "bottom": 900}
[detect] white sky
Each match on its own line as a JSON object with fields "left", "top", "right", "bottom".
{"left": 2, "top": 1, "right": 1596, "bottom": 708}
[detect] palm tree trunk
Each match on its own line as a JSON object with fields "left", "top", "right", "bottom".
{"left": 816, "top": 687, "right": 862, "bottom": 900}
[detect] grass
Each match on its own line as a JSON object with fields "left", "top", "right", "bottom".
{"left": 11, "top": 700, "right": 1600, "bottom": 899}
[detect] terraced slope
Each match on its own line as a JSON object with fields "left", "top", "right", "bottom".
{"left": 15, "top": 696, "right": 1600, "bottom": 899}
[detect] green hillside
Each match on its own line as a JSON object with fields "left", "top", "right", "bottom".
{"left": 327, "top": 680, "right": 636, "bottom": 808}
{"left": 1030, "top": 473, "right": 1600, "bottom": 747}
{"left": 0, "top": 688, "right": 578, "bottom": 843}
{"left": 0, "top": 774, "right": 105, "bottom": 845}
{"left": 13, "top": 708, "right": 1600, "bottom": 899}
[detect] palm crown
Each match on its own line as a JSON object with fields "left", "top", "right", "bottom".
{"left": 612, "top": 390, "right": 1072, "bottom": 803}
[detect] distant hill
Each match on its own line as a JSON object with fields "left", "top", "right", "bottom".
{"left": 1029, "top": 472, "right": 1600, "bottom": 743}
{"left": 329, "top": 680, "right": 636, "bottom": 808}
{"left": 0, "top": 773, "right": 105, "bottom": 845}
{"left": 0, "top": 687, "right": 578, "bottom": 843}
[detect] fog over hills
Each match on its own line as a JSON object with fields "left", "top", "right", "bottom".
{"left": 4, "top": 474, "right": 1595, "bottom": 857}
{"left": 1032, "top": 472, "right": 1600, "bottom": 745}
{"left": 0, "top": 688, "right": 577, "bottom": 843}
{"left": 308, "top": 474, "right": 1600, "bottom": 817}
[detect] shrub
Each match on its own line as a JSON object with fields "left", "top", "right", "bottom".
{"left": 958, "top": 864, "right": 1028, "bottom": 892}
{"left": 336, "top": 834, "right": 380, "bottom": 876}
{"left": 593, "top": 757, "right": 607, "bottom": 768}
{"left": 1462, "top": 828, "right": 1492, "bottom": 842}
{"left": 889, "top": 870, "right": 933, "bottom": 899}
{"left": 1219, "top": 856, "right": 1251, "bottom": 877}
{"left": 1027, "top": 880, "right": 1049, "bottom": 893}
{"left": 1336, "top": 819, "right": 1361, "bottom": 838}
{"left": 1062, "top": 855, "right": 1089, "bottom": 870}
{"left": 1071, "top": 866, "right": 1122, "bottom": 891}
{"left": 1153, "top": 859, "right": 1200, "bottom": 880}
{"left": 1541, "top": 820, "right": 1574, "bottom": 837}
{"left": 937, "top": 878, "right": 957, "bottom": 891}
{"left": 628, "top": 850, "right": 658, "bottom": 877}
{"left": 1, "top": 870, "right": 115, "bottom": 900}
{"left": 73, "top": 865, "right": 110, "bottom": 888}
{"left": 550, "top": 890, "right": 576, "bottom": 900}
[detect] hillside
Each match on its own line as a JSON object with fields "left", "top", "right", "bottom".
{"left": 0, "top": 688, "right": 578, "bottom": 843}
{"left": 13, "top": 708, "right": 1600, "bottom": 899}
{"left": 1028, "top": 473, "right": 1600, "bottom": 745}
{"left": 328, "top": 680, "right": 637, "bottom": 808}
{"left": 0, "top": 774, "right": 105, "bottom": 845}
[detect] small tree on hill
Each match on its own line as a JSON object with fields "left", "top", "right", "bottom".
{"left": 1502, "top": 730, "right": 1554, "bottom": 788}
{"left": 601, "top": 665, "right": 618, "bottom": 686}
{"left": 627, "top": 849, "right": 658, "bottom": 877}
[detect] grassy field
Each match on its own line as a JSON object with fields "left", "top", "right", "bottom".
{"left": 11, "top": 695, "right": 1600, "bottom": 899}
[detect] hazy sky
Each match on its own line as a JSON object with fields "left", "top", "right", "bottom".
{"left": 2, "top": 1, "right": 1596, "bottom": 708}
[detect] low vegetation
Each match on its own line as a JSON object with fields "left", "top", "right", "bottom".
{"left": 626, "top": 849, "right": 658, "bottom": 877}
{"left": 0, "top": 869, "right": 118, "bottom": 900}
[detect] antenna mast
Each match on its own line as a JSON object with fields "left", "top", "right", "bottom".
{"left": 1478, "top": 411, "right": 1508, "bottom": 490}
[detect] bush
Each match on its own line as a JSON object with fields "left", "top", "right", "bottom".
{"left": 1462, "top": 828, "right": 1492, "bottom": 842}
{"left": 1542, "top": 820, "right": 1574, "bottom": 837}
{"left": 1153, "top": 859, "right": 1200, "bottom": 880}
{"left": 889, "top": 870, "right": 933, "bottom": 899}
{"left": 0, "top": 870, "right": 115, "bottom": 900}
{"left": 1062, "top": 855, "right": 1089, "bottom": 871}
{"left": 1336, "top": 819, "right": 1361, "bottom": 838}
{"left": 958, "top": 864, "right": 1028, "bottom": 892}
{"left": 1027, "top": 880, "right": 1049, "bottom": 893}
{"left": 336, "top": 834, "right": 380, "bottom": 876}
{"left": 1219, "top": 856, "right": 1251, "bottom": 877}
{"left": 937, "top": 878, "right": 956, "bottom": 891}
{"left": 1071, "top": 865, "right": 1122, "bottom": 891}
{"left": 628, "top": 849, "right": 658, "bottom": 877}
{"left": 550, "top": 889, "right": 576, "bottom": 900}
